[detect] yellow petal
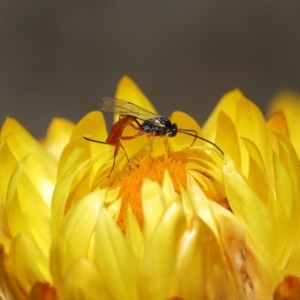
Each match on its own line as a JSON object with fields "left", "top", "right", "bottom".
{"left": 203, "top": 89, "right": 243, "bottom": 137}
{"left": 214, "top": 110, "right": 241, "bottom": 170}
{"left": 94, "top": 205, "right": 139, "bottom": 300}
{"left": 5, "top": 156, "right": 51, "bottom": 280}
{"left": 141, "top": 178, "right": 165, "bottom": 242}
{"left": 204, "top": 90, "right": 270, "bottom": 176}
{"left": 273, "top": 275, "right": 300, "bottom": 300}
{"left": 271, "top": 132, "right": 300, "bottom": 271}
{"left": 62, "top": 258, "right": 112, "bottom": 300}
{"left": 241, "top": 137, "right": 269, "bottom": 204}
{"left": 27, "top": 282, "right": 58, "bottom": 300}
{"left": 186, "top": 174, "right": 219, "bottom": 235}
{"left": 223, "top": 155, "right": 274, "bottom": 253}
{"left": 267, "top": 111, "right": 290, "bottom": 138}
{"left": 176, "top": 216, "right": 238, "bottom": 299}
{"left": 0, "top": 194, "right": 10, "bottom": 240}
{"left": 162, "top": 170, "right": 179, "bottom": 206}
{"left": 44, "top": 118, "right": 75, "bottom": 161}
{"left": 138, "top": 202, "right": 186, "bottom": 299}
{"left": 71, "top": 111, "right": 108, "bottom": 156}
{"left": 57, "top": 111, "right": 109, "bottom": 179}
{"left": 2, "top": 235, "right": 44, "bottom": 299}
{"left": 169, "top": 111, "right": 203, "bottom": 151}
{"left": 0, "top": 118, "right": 56, "bottom": 206}
{"left": 51, "top": 190, "right": 104, "bottom": 291}
{"left": 125, "top": 205, "right": 144, "bottom": 260}
{"left": 115, "top": 75, "right": 158, "bottom": 120}
{"left": 51, "top": 158, "right": 93, "bottom": 236}
{"left": 282, "top": 252, "right": 300, "bottom": 278}
{"left": 219, "top": 215, "right": 275, "bottom": 299}
{"left": 267, "top": 90, "right": 300, "bottom": 156}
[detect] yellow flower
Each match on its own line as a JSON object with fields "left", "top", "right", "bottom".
{"left": 267, "top": 90, "right": 300, "bottom": 157}
{"left": 0, "top": 75, "right": 299, "bottom": 299}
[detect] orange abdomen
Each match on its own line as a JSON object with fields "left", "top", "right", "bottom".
{"left": 106, "top": 116, "right": 136, "bottom": 146}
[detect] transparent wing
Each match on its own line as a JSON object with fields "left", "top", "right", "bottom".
{"left": 102, "top": 97, "right": 161, "bottom": 121}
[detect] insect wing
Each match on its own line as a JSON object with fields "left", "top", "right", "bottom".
{"left": 102, "top": 97, "right": 160, "bottom": 121}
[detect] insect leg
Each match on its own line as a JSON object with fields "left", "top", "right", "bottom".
{"left": 108, "top": 142, "right": 121, "bottom": 178}
{"left": 146, "top": 132, "right": 156, "bottom": 159}
{"left": 162, "top": 135, "right": 170, "bottom": 153}
{"left": 83, "top": 136, "right": 131, "bottom": 177}
{"left": 83, "top": 136, "right": 107, "bottom": 144}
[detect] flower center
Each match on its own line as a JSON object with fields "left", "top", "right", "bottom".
{"left": 112, "top": 153, "right": 230, "bottom": 232}
{"left": 113, "top": 155, "right": 187, "bottom": 232}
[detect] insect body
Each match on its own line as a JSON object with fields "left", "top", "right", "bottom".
{"left": 84, "top": 97, "right": 224, "bottom": 177}
{"left": 102, "top": 97, "right": 224, "bottom": 152}
{"left": 83, "top": 115, "right": 138, "bottom": 177}
{"left": 139, "top": 117, "right": 177, "bottom": 137}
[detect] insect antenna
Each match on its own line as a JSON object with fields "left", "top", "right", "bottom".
{"left": 178, "top": 129, "right": 224, "bottom": 155}
{"left": 177, "top": 128, "right": 198, "bottom": 146}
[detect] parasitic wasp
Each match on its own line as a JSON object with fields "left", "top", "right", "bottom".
{"left": 84, "top": 97, "right": 224, "bottom": 177}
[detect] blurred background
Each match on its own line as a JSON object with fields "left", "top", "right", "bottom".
{"left": 1, "top": 1, "right": 300, "bottom": 137}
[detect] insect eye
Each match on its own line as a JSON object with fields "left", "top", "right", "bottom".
{"left": 168, "top": 127, "right": 177, "bottom": 137}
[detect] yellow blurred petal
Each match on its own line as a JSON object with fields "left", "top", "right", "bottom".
{"left": 51, "top": 158, "right": 93, "bottom": 236}
{"left": 115, "top": 75, "right": 158, "bottom": 120}
{"left": 241, "top": 137, "right": 269, "bottom": 204}
{"left": 272, "top": 151, "right": 297, "bottom": 269}
{"left": 0, "top": 194, "right": 10, "bottom": 239}
{"left": 186, "top": 174, "right": 219, "bottom": 235}
{"left": 273, "top": 275, "right": 300, "bottom": 300}
{"left": 203, "top": 89, "right": 243, "bottom": 137}
{"left": 223, "top": 155, "right": 274, "bottom": 253}
{"left": 0, "top": 246, "right": 25, "bottom": 300}
{"left": 57, "top": 111, "right": 110, "bottom": 178}
{"left": 0, "top": 118, "right": 56, "bottom": 206}
{"left": 235, "top": 97, "right": 270, "bottom": 173}
{"left": 71, "top": 111, "right": 108, "bottom": 157}
{"left": 94, "top": 206, "right": 139, "bottom": 300}
{"left": 219, "top": 215, "right": 275, "bottom": 299}
{"left": 204, "top": 90, "right": 270, "bottom": 176}
{"left": 271, "top": 133, "right": 300, "bottom": 270}
{"left": 51, "top": 190, "right": 104, "bottom": 291}
{"left": 273, "top": 131, "right": 300, "bottom": 195}
{"left": 267, "top": 111, "right": 290, "bottom": 155}
{"left": 176, "top": 216, "right": 238, "bottom": 299}
{"left": 215, "top": 110, "right": 241, "bottom": 169}
{"left": 282, "top": 251, "right": 300, "bottom": 278}
{"left": 138, "top": 202, "right": 186, "bottom": 299}
{"left": 162, "top": 170, "right": 179, "bottom": 206}
{"left": 180, "top": 185, "right": 194, "bottom": 224}
{"left": 5, "top": 156, "right": 51, "bottom": 279}
{"left": 141, "top": 178, "right": 165, "bottom": 242}
{"left": 44, "top": 118, "right": 75, "bottom": 161}
{"left": 57, "top": 138, "right": 86, "bottom": 180}
{"left": 61, "top": 111, "right": 132, "bottom": 183}
{"left": 125, "top": 205, "right": 144, "bottom": 260}
{"left": 2, "top": 235, "right": 44, "bottom": 299}
{"left": 62, "top": 258, "right": 112, "bottom": 300}
{"left": 27, "top": 282, "right": 58, "bottom": 300}
{"left": 267, "top": 111, "right": 290, "bottom": 137}
{"left": 267, "top": 90, "right": 300, "bottom": 156}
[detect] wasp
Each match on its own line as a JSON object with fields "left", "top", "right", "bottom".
{"left": 84, "top": 97, "right": 223, "bottom": 177}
